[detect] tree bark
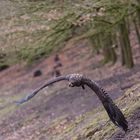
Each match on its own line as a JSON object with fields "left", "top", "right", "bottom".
{"left": 102, "top": 33, "right": 117, "bottom": 64}
{"left": 133, "top": 18, "right": 140, "bottom": 50}
{"left": 119, "top": 19, "right": 134, "bottom": 68}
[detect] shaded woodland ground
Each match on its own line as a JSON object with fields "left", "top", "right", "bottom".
{"left": 0, "top": 37, "right": 140, "bottom": 140}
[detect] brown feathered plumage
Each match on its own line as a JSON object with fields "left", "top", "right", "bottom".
{"left": 16, "top": 74, "right": 128, "bottom": 132}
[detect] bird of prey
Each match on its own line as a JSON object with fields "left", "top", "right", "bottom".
{"left": 16, "top": 74, "right": 128, "bottom": 132}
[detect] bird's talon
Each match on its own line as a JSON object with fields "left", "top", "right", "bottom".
{"left": 82, "top": 85, "right": 85, "bottom": 89}
{"left": 69, "top": 83, "right": 74, "bottom": 87}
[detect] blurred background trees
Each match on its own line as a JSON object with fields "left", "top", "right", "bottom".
{"left": 0, "top": 0, "right": 140, "bottom": 68}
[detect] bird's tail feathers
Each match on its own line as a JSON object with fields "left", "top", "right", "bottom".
{"left": 103, "top": 99, "right": 128, "bottom": 132}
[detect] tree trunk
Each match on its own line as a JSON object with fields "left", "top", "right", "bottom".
{"left": 119, "top": 18, "right": 134, "bottom": 68}
{"left": 133, "top": 18, "right": 140, "bottom": 50}
{"left": 89, "top": 35, "right": 101, "bottom": 54}
{"left": 102, "top": 33, "right": 117, "bottom": 64}
{"left": 136, "top": 0, "right": 140, "bottom": 27}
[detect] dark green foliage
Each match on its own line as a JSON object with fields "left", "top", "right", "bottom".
{"left": 1, "top": 0, "right": 140, "bottom": 67}
{"left": 0, "top": 64, "right": 9, "bottom": 72}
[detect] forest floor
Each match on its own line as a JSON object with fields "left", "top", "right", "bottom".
{"left": 0, "top": 32, "right": 140, "bottom": 140}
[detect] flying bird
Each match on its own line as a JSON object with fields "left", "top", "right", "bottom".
{"left": 16, "top": 74, "right": 128, "bottom": 132}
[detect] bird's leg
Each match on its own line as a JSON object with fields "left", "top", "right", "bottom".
{"left": 82, "top": 85, "right": 85, "bottom": 89}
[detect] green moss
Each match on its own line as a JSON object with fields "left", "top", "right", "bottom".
{"left": 0, "top": 83, "right": 139, "bottom": 140}
{"left": 0, "top": 105, "right": 17, "bottom": 118}
{"left": 0, "top": 94, "right": 23, "bottom": 118}
{"left": 70, "top": 85, "right": 140, "bottom": 140}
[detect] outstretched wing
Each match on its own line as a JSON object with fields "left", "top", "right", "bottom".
{"left": 83, "top": 78, "right": 128, "bottom": 132}
{"left": 16, "top": 76, "right": 68, "bottom": 105}
{"left": 103, "top": 97, "right": 128, "bottom": 132}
